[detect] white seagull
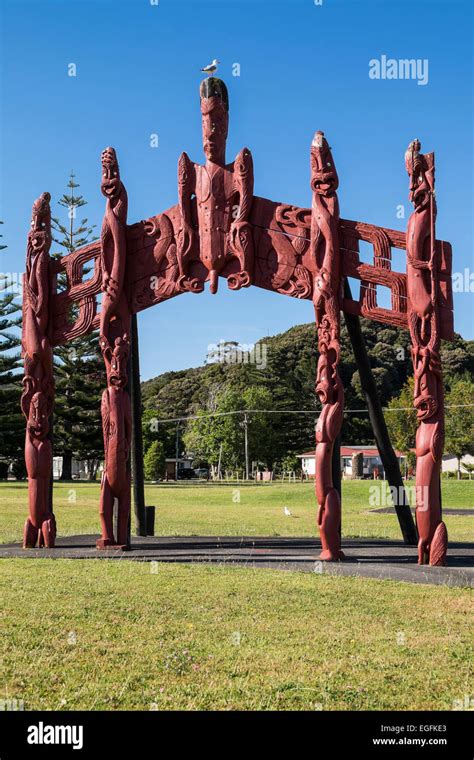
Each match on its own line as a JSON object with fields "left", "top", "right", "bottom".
{"left": 283, "top": 506, "right": 292, "bottom": 517}
{"left": 201, "top": 58, "right": 219, "bottom": 76}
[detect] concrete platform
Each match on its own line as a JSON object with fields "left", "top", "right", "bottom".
{"left": 370, "top": 507, "right": 474, "bottom": 516}
{"left": 1, "top": 535, "right": 473, "bottom": 587}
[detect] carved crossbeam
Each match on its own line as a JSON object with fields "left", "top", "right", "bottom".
{"left": 49, "top": 209, "right": 454, "bottom": 346}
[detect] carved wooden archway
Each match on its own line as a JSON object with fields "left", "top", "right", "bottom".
{"left": 21, "top": 77, "right": 454, "bottom": 565}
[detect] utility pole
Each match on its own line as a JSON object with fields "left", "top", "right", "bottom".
{"left": 217, "top": 442, "right": 223, "bottom": 480}
{"left": 175, "top": 420, "right": 180, "bottom": 481}
{"left": 243, "top": 413, "right": 249, "bottom": 480}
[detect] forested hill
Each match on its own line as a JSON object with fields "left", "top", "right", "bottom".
{"left": 141, "top": 321, "right": 474, "bottom": 468}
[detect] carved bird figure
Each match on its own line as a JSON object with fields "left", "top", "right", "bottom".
{"left": 201, "top": 59, "right": 219, "bottom": 76}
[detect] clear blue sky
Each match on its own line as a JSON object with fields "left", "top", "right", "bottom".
{"left": 1, "top": 0, "right": 472, "bottom": 380}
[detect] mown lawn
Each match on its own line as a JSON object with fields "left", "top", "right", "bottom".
{"left": 1, "top": 481, "right": 472, "bottom": 711}
{"left": 0, "top": 479, "right": 472, "bottom": 544}
{"left": 1, "top": 559, "right": 472, "bottom": 711}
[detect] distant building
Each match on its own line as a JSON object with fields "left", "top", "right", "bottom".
{"left": 165, "top": 457, "right": 194, "bottom": 479}
{"left": 298, "top": 446, "right": 474, "bottom": 478}
{"left": 441, "top": 454, "right": 474, "bottom": 474}
{"left": 52, "top": 457, "right": 101, "bottom": 480}
{"left": 297, "top": 446, "right": 406, "bottom": 479}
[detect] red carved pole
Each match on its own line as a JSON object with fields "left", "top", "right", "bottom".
{"left": 21, "top": 193, "right": 56, "bottom": 548}
{"left": 310, "top": 132, "right": 344, "bottom": 561}
{"left": 405, "top": 140, "right": 447, "bottom": 566}
{"left": 97, "top": 147, "right": 132, "bottom": 550}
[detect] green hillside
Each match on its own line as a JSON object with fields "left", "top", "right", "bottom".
{"left": 140, "top": 321, "right": 474, "bottom": 472}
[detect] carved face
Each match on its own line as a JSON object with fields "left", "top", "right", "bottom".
{"left": 101, "top": 147, "right": 121, "bottom": 200}
{"left": 414, "top": 366, "right": 438, "bottom": 420}
{"left": 405, "top": 140, "right": 430, "bottom": 212}
{"left": 28, "top": 392, "right": 50, "bottom": 439}
{"left": 201, "top": 97, "right": 228, "bottom": 165}
{"left": 311, "top": 132, "right": 339, "bottom": 196}
{"left": 29, "top": 192, "right": 51, "bottom": 252}
{"left": 108, "top": 336, "right": 129, "bottom": 389}
{"left": 315, "top": 348, "right": 336, "bottom": 404}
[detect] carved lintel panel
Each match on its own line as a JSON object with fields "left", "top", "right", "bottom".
{"left": 51, "top": 242, "right": 102, "bottom": 345}
{"left": 48, "top": 214, "right": 454, "bottom": 343}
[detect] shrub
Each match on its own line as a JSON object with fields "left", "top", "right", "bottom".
{"left": 144, "top": 440, "right": 166, "bottom": 481}
{"left": 11, "top": 459, "right": 27, "bottom": 481}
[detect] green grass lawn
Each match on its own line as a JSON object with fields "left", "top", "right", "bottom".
{"left": 1, "top": 481, "right": 472, "bottom": 711}
{"left": 0, "top": 479, "right": 472, "bottom": 544}
{"left": 1, "top": 559, "right": 472, "bottom": 711}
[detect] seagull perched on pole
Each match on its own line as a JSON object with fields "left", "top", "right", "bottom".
{"left": 201, "top": 58, "right": 219, "bottom": 77}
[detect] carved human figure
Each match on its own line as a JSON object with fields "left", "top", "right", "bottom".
{"left": 310, "top": 132, "right": 344, "bottom": 561}
{"left": 21, "top": 192, "right": 56, "bottom": 547}
{"left": 405, "top": 139, "right": 447, "bottom": 566}
{"left": 176, "top": 77, "right": 254, "bottom": 293}
{"left": 100, "top": 147, "right": 129, "bottom": 335}
{"left": 98, "top": 335, "right": 132, "bottom": 548}
{"left": 97, "top": 147, "right": 132, "bottom": 549}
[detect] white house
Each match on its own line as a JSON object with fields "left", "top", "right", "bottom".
{"left": 298, "top": 446, "right": 474, "bottom": 478}
{"left": 441, "top": 454, "right": 474, "bottom": 474}
{"left": 297, "top": 445, "right": 405, "bottom": 479}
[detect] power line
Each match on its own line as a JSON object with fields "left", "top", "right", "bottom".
{"left": 147, "top": 404, "right": 474, "bottom": 425}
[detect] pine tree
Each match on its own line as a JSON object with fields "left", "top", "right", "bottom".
{"left": 0, "top": 223, "right": 24, "bottom": 475}
{"left": 52, "top": 173, "right": 95, "bottom": 253}
{"left": 52, "top": 174, "right": 104, "bottom": 480}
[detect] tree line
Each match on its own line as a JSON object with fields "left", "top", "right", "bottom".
{"left": 141, "top": 324, "right": 474, "bottom": 478}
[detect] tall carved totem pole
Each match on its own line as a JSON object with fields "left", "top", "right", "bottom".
{"left": 21, "top": 76, "right": 454, "bottom": 565}
{"left": 21, "top": 193, "right": 56, "bottom": 548}
{"left": 405, "top": 139, "right": 448, "bottom": 566}
{"left": 310, "top": 132, "right": 344, "bottom": 561}
{"left": 96, "top": 147, "right": 132, "bottom": 549}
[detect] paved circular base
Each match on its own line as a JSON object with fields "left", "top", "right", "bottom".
{"left": 1, "top": 535, "right": 472, "bottom": 587}
{"left": 370, "top": 507, "right": 474, "bottom": 516}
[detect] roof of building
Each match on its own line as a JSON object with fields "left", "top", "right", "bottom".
{"left": 297, "top": 445, "right": 405, "bottom": 458}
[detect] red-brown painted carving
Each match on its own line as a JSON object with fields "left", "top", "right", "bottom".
{"left": 21, "top": 77, "right": 455, "bottom": 565}
{"left": 405, "top": 139, "right": 447, "bottom": 566}
{"left": 21, "top": 193, "right": 56, "bottom": 547}
{"left": 176, "top": 78, "right": 254, "bottom": 294}
{"left": 97, "top": 147, "right": 132, "bottom": 550}
{"left": 310, "top": 132, "right": 344, "bottom": 561}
